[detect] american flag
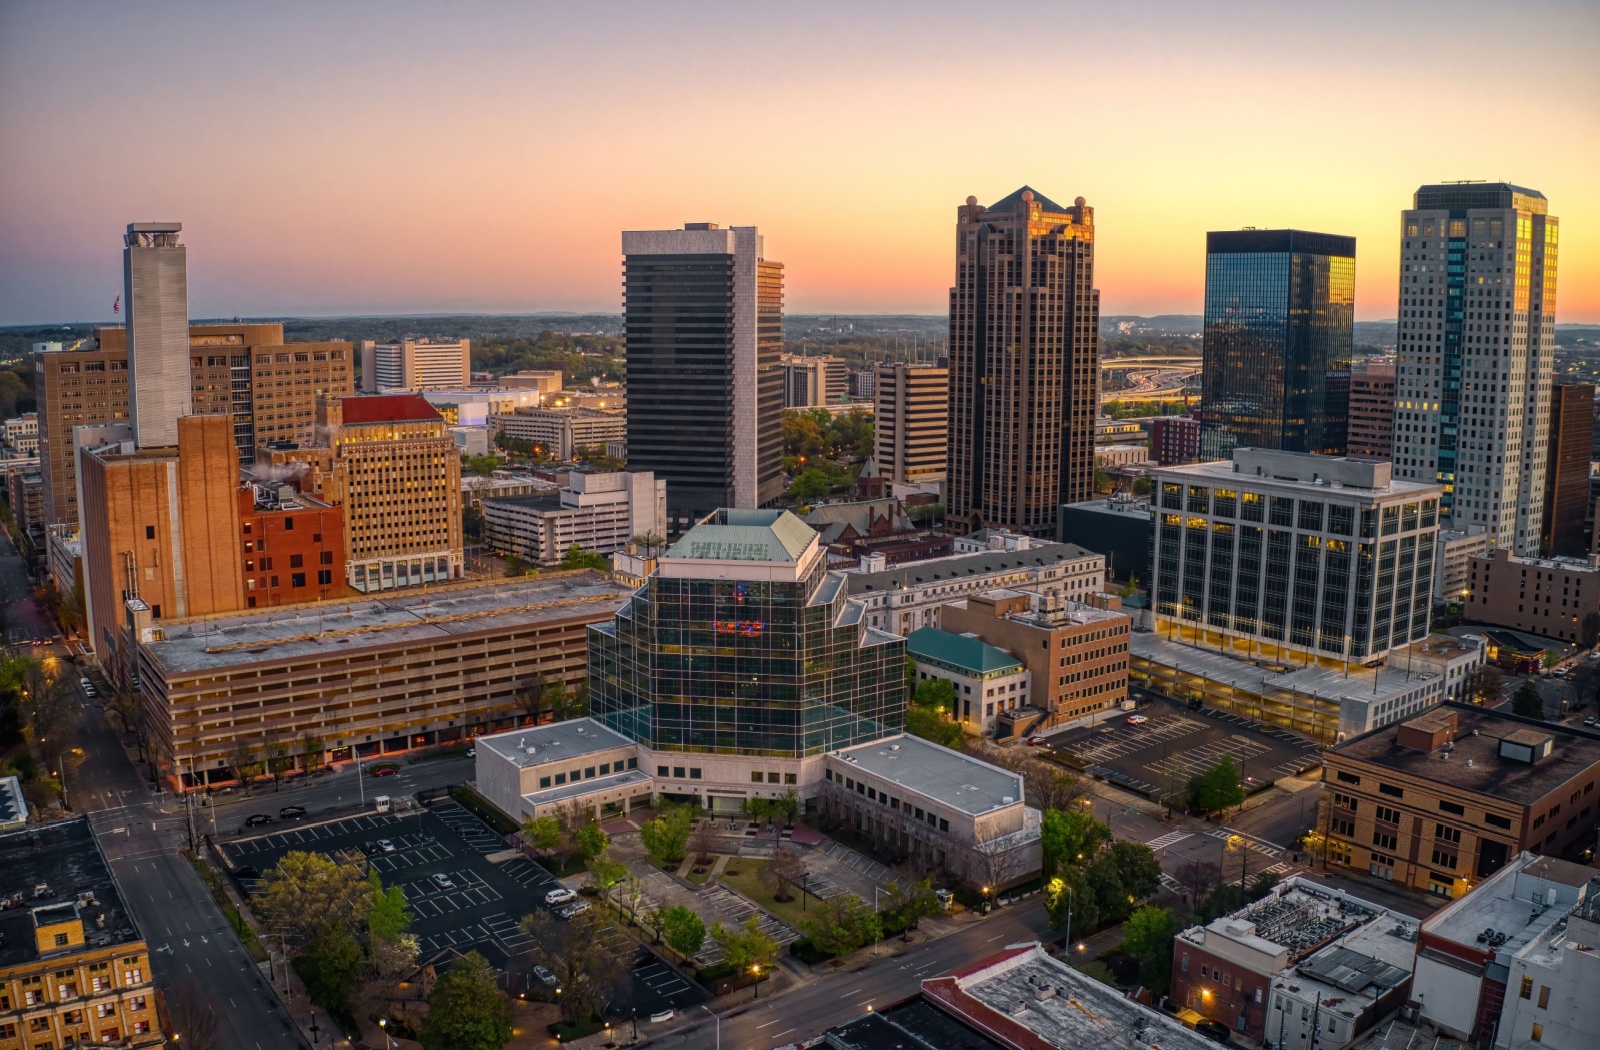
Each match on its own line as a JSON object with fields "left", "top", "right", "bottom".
{"left": 113, "top": 294, "right": 120, "bottom": 315}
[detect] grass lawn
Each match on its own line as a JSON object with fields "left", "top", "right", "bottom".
{"left": 719, "top": 860, "right": 819, "bottom": 933}
{"left": 685, "top": 863, "right": 714, "bottom": 885}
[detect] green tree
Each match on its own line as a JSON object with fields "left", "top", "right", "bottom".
{"left": 1198, "top": 883, "right": 1247, "bottom": 922}
{"left": 419, "top": 950, "right": 513, "bottom": 1050}
{"left": 558, "top": 544, "right": 609, "bottom": 571}
{"left": 1511, "top": 679, "right": 1545, "bottom": 719}
{"left": 787, "top": 468, "right": 836, "bottom": 502}
{"left": 504, "top": 554, "right": 535, "bottom": 578}
{"left": 1106, "top": 840, "right": 1163, "bottom": 903}
{"left": 296, "top": 923, "right": 364, "bottom": 1015}
{"left": 585, "top": 848, "right": 628, "bottom": 895}
{"left": 639, "top": 805, "right": 694, "bottom": 866}
{"left": 708, "top": 915, "right": 780, "bottom": 974}
{"left": 1190, "top": 755, "right": 1247, "bottom": 816}
{"left": 462, "top": 453, "right": 504, "bottom": 478}
{"left": 1045, "top": 871, "right": 1097, "bottom": 936}
{"left": 800, "top": 893, "right": 881, "bottom": 957}
{"left": 366, "top": 871, "right": 413, "bottom": 943}
{"left": 521, "top": 814, "right": 563, "bottom": 852}
{"left": 1079, "top": 960, "right": 1118, "bottom": 987}
{"left": 1122, "top": 906, "right": 1181, "bottom": 995}
{"left": 655, "top": 905, "right": 706, "bottom": 961}
{"left": 572, "top": 822, "right": 608, "bottom": 861}
{"left": 1040, "top": 808, "right": 1110, "bottom": 877}
{"left": 880, "top": 878, "right": 939, "bottom": 937}
{"left": 257, "top": 851, "right": 375, "bottom": 947}
{"left": 521, "top": 909, "right": 625, "bottom": 1024}
{"left": 913, "top": 676, "right": 958, "bottom": 715}
{"left": 905, "top": 704, "right": 965, "bottom": 748}
{"left": 1085, "top": 853, "right": 1136, "bottom": 925}
{"left": 1462, "top": 663, "right": 1504, "bottom": 705}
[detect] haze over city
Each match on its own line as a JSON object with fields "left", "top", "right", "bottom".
{"left": 2, "top": 0, "right": 1596, "bottom": 325}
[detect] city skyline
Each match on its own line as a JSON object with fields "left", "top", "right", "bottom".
{"left": 2, "top": 1, "right": 1596, "bottom": 325}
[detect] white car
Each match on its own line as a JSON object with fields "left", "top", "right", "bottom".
{"left": 377, "top": 838, "right": 396, "bottom": 853}
{"left": 431, "top": 873, "right": 455, "bottom": 890}
{"left": 544, "top": 887, "right": 577, "bottom": 907}
{"left": 557, "top": 900, "right": 590, "bottom": 919}
{"left": 1126, "top": 714, "right": 1149, "bottom": 725}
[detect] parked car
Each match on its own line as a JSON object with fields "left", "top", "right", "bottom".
{"left": 278, "top": 805, "right": 307, "bottom": 819}
{"left": 1126, "top": 714, "right": 1149, "bottom": 725}
{"left": 545, "top": 887, "right": 578, "bottom": 907}
{"left": 556, "top": 900, "right": 590, "bottom": 919}
{"left": 243, "top": 814, "right": 274, "bottom": 828}
{"left": 369, "top": 766, "right": 398, "bottom": 778}
{"left": 376, "top": 838, "right": 396, "bottom": 853}
{"left": 431, "top": 873, "right": 455, "bottom": 890}
{"left": 235, "top": 866, "right": 261, "bottom": 880}
{"left": 1026, "top": 736, "right": 1046, "bottom": 746}
{"left": 465, "top": 748, "right": 476, "bottom": 758}
{"left": 1584, "top": 716, "right": 1598, "bottom": 728}
{"left": 532, "top": 965, "right": 558, "bottom": 987}
{"left": 1194, "top": 1019, "right": 1233, "bottom": 1044}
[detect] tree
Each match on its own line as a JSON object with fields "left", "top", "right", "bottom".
{"left": 1175, "top": 860, "right": 1221, "bottom": 901}
{"left": 1198, "top": 884, "right": 1247, "bottom": 922}
{"left": 1191, "top": 755, "right": 1246, "bottom": 817}
{"left": 297, "top": 923, "right": 364, "bottom": 1015}
{"left": 371, "top": 932, "right": 420, "bottom": 984}
{"left": 521, "top": 814, "right": 563, "bottom": 853}
{"left": 1021, "top": 762, "right": 1085, "bottom": 812}
{"left": 905, "top": 704, "right": 965, "bottom": 748}
{"left": 618, "top": 875, "right": 649, "bottom": 924}
{"left": 585, "top": 848, "right": 628, "bottom": 895}
{"left": 261, "top": 736, "right": 289, "bottom": 789}
{"left": 504, "top": 554, "right": 535, "bottom": 578}
{"left": 1040, "top": 808, "right": 1110, "bottom": 878}
{"left": 367, "top": 871, "right": 413, "bottom": 944}
{"left": 800, "top": 893, "right": 881, "bottom": 957}
{"left": 419, "top": 950, "right": 513, "bottom": 1050}
{"left": 572, "top": 822, "right": 607, "bottom": 861}
{"left": 630, "top": 532, "right": 666, "bottom": 558}
{"left": 761, "top": 846, "right": 806, "bottom": 902}
{"left": 1045, "top": 871, "right": 1097, "bottom": 936}
{"left": 1079, "top": 960, "right": 1118, "bottom": 987}
{"left": 1462, "top": 663, "right": 1504, "bottom": 705}
{"left": 787, "top": 468, "right": 836, "bottom": 502}
{"left": 1249, "top": 871, "right": 1280, "bottom": 900}
{"left": 1085, "top": 852, "right": 1137, "bottom": 925}
{"left": 709, "top": 915, "right": 780, "bottom": 975}
{"left": 172, "top": 979, "right": 220, "bottom": 1050}
{"left": 689, "top": 819, "right": 718, "bottom": 865}
{"left": 1122, "top": 906, "right": 1181, "bottom": 995}
{"left": 229, "top": 739, "right": 259, "bottom": 784}
{"left": 462, "top": 453, "right": 504, "bottom": 478}
{"left": 654, "top": 905, "right": 706, "bottom": 962}
{"left": 913, "top": 676, "right": 959, "bottom": 715}
{"left": 558, "top": 544, "right": 609, "bottom": 571}
{"left": 300, "top": 732, "right": 324, "bottom": 771}
{"left": 521, "top": 908, "right": 625, "bottom": 1023}
{"left": 880, "top": 878, "right": 938, "bottom": 938}
{"left": 639, "top": 805, "right": 694, "bottom": 866}
{"left": 256, "top": 851, "right": 375, "bottom": 947}
{"left": 1107, "top": 841, "right": 1163, "bottom": 904}
{"left": 1511, "top": 679, "right": 1545, "bottom": 719}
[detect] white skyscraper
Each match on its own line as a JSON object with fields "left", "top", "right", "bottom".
{"left": 122, "top": 222, "right": 191, "bottom": 448}
{"left": 1391, "top": 184, "right": 1558, "bottom": 555}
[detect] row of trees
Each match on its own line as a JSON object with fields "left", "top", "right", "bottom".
{"left": 1042, "top": 809, "right": 1163, "bottom": 938}
{"left": 0, "top": 656, "right": 79, "bottom": 814}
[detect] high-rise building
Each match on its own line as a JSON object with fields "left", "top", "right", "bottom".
{"left": 122, "top": 223, "right": 190, "bottom": 448}
{"left": 622, "top": 224, "right": 784, "bottom": 522}
{"left": 1347, "top": 363, "right": 1396, "bottom": 460}
{"left": 1543, "top": 383, "right": 1592, "bottom": 557}
{"left": 949, "top": 188, "right": 1099, "bottom": 536}
{"left": 360, "top": 339, "right": 471, "bottom": 393}
{"left": 33, "top": 336, "right": 129, "bottom": 531}
{"left": 319, "top": 394, "right": 463, "bottom": 592}
{"left": 1199, "top": 229, "right": 1355, "bottom": 458}
{"left": 482, "top": 470, "right": 667, "bottom": 566}
{"left": 872, "top": 362, "right": 948, "bottom": 486}
{"left": 1392, "top": 183, "right": 1558, "bottom": 555}
{"left": 780, "top": 354, "right": 848, "bottom": 408}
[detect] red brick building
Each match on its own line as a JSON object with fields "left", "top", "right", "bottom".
{"left": 237, "top": 483, "right": 346, "bottom": 608}
{"left": 1149, "top": 416, "right": 1200, "bottom": 465}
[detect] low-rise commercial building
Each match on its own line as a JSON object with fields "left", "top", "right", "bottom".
{"left": 1094, "top": 443, "right": 1150, "bottom": 469}
{"left": 0, "top": 818, "right": 161, "bottom": 1048}
{"left": 473, "top": 720, "right": 648, "bottom": 823}
{"left": 1058, "top": 494, "right": 1153, "bottom": 583}
{"left": 133, "top": 571, "right": 631, "bottom": 787}
{"left": 1172, "top": 878, "right": 1416, "bottom": 1049}
{"left": 1148, "top": 415, "right": 1201, "bottom": 466}
{"left": 1466, "top": 547, "right": 1600, "bottom": 644}
{"left": 906, "top": 626, "right": 1030, "bottom": 736}
{"left": 482, "top": 471, "right": 666, "bottom": 566}
{"left": 1411, "top": 852, "right": 1599, "bottom": 1050}
{"left": 1435, "top": 527, "right": 1491, "bottom": 603}
{"left": 491, "top": 406, "right": 626, "bottom": 461}
{"left": 843, "top": 532, "right": 1106, "bottom": 636}
{"left": 943, "top": 589, "right": 1130, "bottom": 732}
{"left": 461, "top": 472, "right": 558, "bottom": 506}
{"left": 1321, "top": 705, "right": 1600, "bottom": 897}
{"left": 421, "top": 388, "right": 545, "bottom": 424}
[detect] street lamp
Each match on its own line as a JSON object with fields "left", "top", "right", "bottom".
{"left": 751, "top": 963, "right": 761, "bottom": 999}
{"left": 377, "top": 1018, "right": 395, "bottom": 1050}
{"left": 699, "top": 1004, "right": 720, "bottom": 1050}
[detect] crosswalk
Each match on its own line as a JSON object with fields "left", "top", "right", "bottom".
{"left": 1205, "top": 826, "right": 1284, "bottom": 858}
{"left": 1145, "top": 830, "right": 1192, "bottom": 851}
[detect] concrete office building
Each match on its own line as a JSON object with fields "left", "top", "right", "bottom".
{"left": 1347, "top": 363, "right": 1396, "bottom": 461}
{"left": 0, "top": 819, "right": 162, "bottom": 1048}
{"left": 623, "top": 224, "right": 784, "bottom": 520}
{"left": 843, "top": 531, "right": 1106, "bottom": 636}
{"left": 497, "top": 370, "right": 563, "bottom": 395}
{"left": 361, "top": 339, "right": 471, "bottom": 393}
{"left": 873, "top": 362, "right": 948, "bottom": 486}
{"left": 1321, "top": 705, "right": 1600, "bottom": 897}
{"left": 1172, "top": 878, "right": 1416, "bottom": 1049}
{"left": 34, "top": 338, "right": 129, "bottom": 534}
{"left": 122, "top": 223, "right": 189, "bottom": 449}
{"left": 1392, "top": 183, "right": 1559, "bottom": 553}
{"left": 942, "top": 589, "right": 1130, "bottom": 733}
{"left": 482, "top": 471, "right": 666, "bottom": 566}
{"left": 320, "top": 394, "right": 463, "bottom": 592}
{"left": 1411, "top": 852, "right": 1599, "bottom": 1050}
{"left": 1466, "top": 547, "right": 1600, "bottom": 643}
{"left": 1435, "top": 526, "right": 1492, "bottom": 603}
{"left": 1151, "top": 449, "right": 1442, "bottom": 664}
{"left": 490, "top": 406, "right": 626, "bottom": 461}
{"left": 781, "top": 354, "right": 847, "bottom": 408}
{"left": 133, "top": 572, "right": 630, "bottom": 786}
{"left": 1544, "top": 383, "right": 1593, "bottom": 557}
{"left": 6, "top": 472, "right": 44, "bottom": 551}
{"left": 906, "top": 626, "right": 1031, "bottom": 736}
{"left": 949, "top": 188, "right": 1100, "bottom": 536}
{"left": 2, "top": 413, "right": 37, "bottom": 456}
{"left": 1200, "top": 229, "right": 1356, "bottom": 459}
{"left": 421, "top": 388, "right": 544, "bottom": 425}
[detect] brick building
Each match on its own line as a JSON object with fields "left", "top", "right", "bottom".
{"left": 1346, "top": 363, "right": 1395, "bottom": 461}
{"left": 1466, "top": 547, "right": 1600, "bottom": 643}
{"left": 236, "top": 482, "right": 346, "bottom": 608}
{"left": 1321, "top": 705, "right": 1600, "bottom": 897}
{"left": 1148, "top": 415, "right": 1200, "bottom": 465}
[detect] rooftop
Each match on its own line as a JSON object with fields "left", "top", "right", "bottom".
{"left": 974, "top": 589, "right": 1128, "bottom": 628}
{"left": 845, "top": 541, "right": 1099, "bottom": 594}
{"left": 1155, "top": 448, "right": 1439, "bottom": 498}
{"left": 825, "top": 998, "right": 1009, "bottom": 1050}
{"left": 664, "top": 509, "right": 817, "bottom": 564}
{"left": 986, "top": 186, "right": 1071, "bottom": 213}
{"left": 921, "top": 942, "right": 1217, "bottom": 1050}
{"left": 0, "top": 774, "right": 27, "bottom": 828}
{"left": 1131, "top": 632, "right": 1440, "bottom": 708}
{"left": 833, "top": 734, "right": 1026, "bottom": 816}
{"left": 1422, "top": 852, "right": 1596, "bottom": 958}
{"left": 1328, "top": 703, "right": 1600, "bottom": 803}
{"left": 140, "top": 572, "right": 630, "bottom": 676}
{"left": 1182, "top": 880, "right": 1387, "bottom": 960}
{"left": 339, "top": 393, "right": 443, "bottom": 425}
{"left": 522, "top": 769, "right": 650, "bottom": 808}
{"left": 906, "top": 627, "right": 1024, "bottom": 676}
{"left": 0, "top": 818, "right": 141, "bottom": 968}
{"left": 479, "top": 718, "right": 635, "bottom": 770}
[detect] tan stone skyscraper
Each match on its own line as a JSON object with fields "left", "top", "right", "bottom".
{"left": 948, "top": 188, "right": 1099, "bottom": 535}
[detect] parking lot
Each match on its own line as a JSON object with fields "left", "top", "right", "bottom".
{"left": 1047, "top": 700, "right": 1320, "bottom": 797}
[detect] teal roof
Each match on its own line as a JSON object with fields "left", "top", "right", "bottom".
{"left": 988, "top": 185, "right": 1069, "bottom": 213}
{"left": 665, "top": 508, "right": 817, "bottom": 563}
{"left": 906, "top": 627, "right": 1023, "bottom": 676}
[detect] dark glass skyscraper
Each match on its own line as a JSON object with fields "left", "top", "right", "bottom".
{"left": 622, "top": 224, "right": 784, "bottom": 523}
{"left": 1200, "top": 230, "right": 1355, "bottom": 458}
{"left": 588, "top": 509, "right": 906, "bottom": 758}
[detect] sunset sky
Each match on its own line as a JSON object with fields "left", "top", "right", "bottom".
{"left": 2, "top": 0, "right": 1596, "bottom": 326}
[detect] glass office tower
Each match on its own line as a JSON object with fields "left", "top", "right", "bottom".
{"left": 588, "top": 509, "right": 906, "bottom": 757}
{"left": 1200, "top": 230, "right": 1355, "bottom": 458}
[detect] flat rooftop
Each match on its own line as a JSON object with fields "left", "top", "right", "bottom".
{"left": 1132, "top": 632, "right": 1439, "bottom": 707}
{"left": 1423, "top": 853, "right": 1596, "bottom": 956}
{"left": 976, "top": 588, "right": 1127, "bottom": 628}
{"left": 480, "top": 718, "right": 635, "bottom": 770}
{"left": 1181, "top": 880, "right": 1387, "bottom": 959}
{"left": 522, "top": 769, "right": 650, "bottom": 808}
{"left": 922, "top": 942, "right": 1218, "bottom": 1050}
{"left": 834, "top": 734, "right": 1025, "bottom": 816}
{"left": 1155, "top": 449, "right": 1439, "bottom": 498}
{"left": 846, "top": 541, "right": 1099, "bottom": 594}
{"left": 1329, "top": 703, "right": 1600, "bottom": 803}
{"left": 0, "top": 818, "right": 141, "bottom": 967}
{"left": 141, "top": 572, "right": 631, "bottom": 676}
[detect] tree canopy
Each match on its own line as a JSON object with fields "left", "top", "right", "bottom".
{"left": 419, "top": 951, "right": 513, "bottom": 1050}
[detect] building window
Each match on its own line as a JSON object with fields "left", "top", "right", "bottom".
{"left": 1538, "top": 985, "right": 1549, "bottom": 1009}
{"left": 1336, "top": 771, "right": 1360, "bottom": 785}
{"left": 1520, "top": 977, "right": 1533, "bottom": 999}
{"left": 785, "top": 773, "right": 797, "bottom": 785}
{"left": 145, "top": 525, "right": 155, "bottom": 539}
{"left": 554, "top": 773, "right": 566, "bottom": 785}
{"left": 291, "top": 572, "right": 306, "bottom": 588}
{"left": 584, "top": 766, "right": 595, "bottom": 779}
{"left": 539, "top": 777, "right": 551, "bottom": 789}
{"left": 1532, "top": 1023, "right": 1543, "bottom": 1042}
{"left": 769, "top": 772, "right": 781, "bottom": 784}
{"left": 627, "top": 758, "right": 637, "bottom": 770}
{"left": 1485, "top": 813, "right": 1512, "bottom": 830}
{"left": 1378, "top": 783, "right": 1404, "bottom": 798}
{"left": 1439, "top": 800, "right": 1465, "bottom": 816}
{"left": 690, "top": 768, "right": 702, "bottom": 780}
{"left": 660, "top": 766, "right": 671, "bottom": 777}
{"left": 673, "top": 766, "right": 685, "bottom": 779}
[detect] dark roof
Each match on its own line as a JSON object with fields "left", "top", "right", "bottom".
{"left": 1328, "top": 703, "right": 1600, "bottom": 804}
{"left": 481, "top": 492, "right": 564, "bottom": 513}
{"left": 826, "top": 998, "right": 1009, "bottom": 1050}
{"left": 0, "top": 818, "right": 142, "bottom": 967}
{"left": 846, "top": 541, "right": 1099, "bottom": 593}
{"left": 1207, "top": 229, "right": 1356, "bottom": 258}
{"left": 906, "top": 627, "right": 1024, "bottom": 675}
{"left": 1414, "top": 183, "right": 1547, "bottom": 211}
{"left": 987, "top": 186, "right": 1069, "bottom": 213}
{"left": 339, "top": 394, "right": 442, "bottom": 425}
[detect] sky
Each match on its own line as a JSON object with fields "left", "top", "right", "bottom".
{"left": 2, "top": 0, "right": 1596, "bottom": 326}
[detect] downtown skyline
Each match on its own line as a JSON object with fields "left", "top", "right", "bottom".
{"left": 1, "top": 0, "right": 1597, "bottom": 325}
